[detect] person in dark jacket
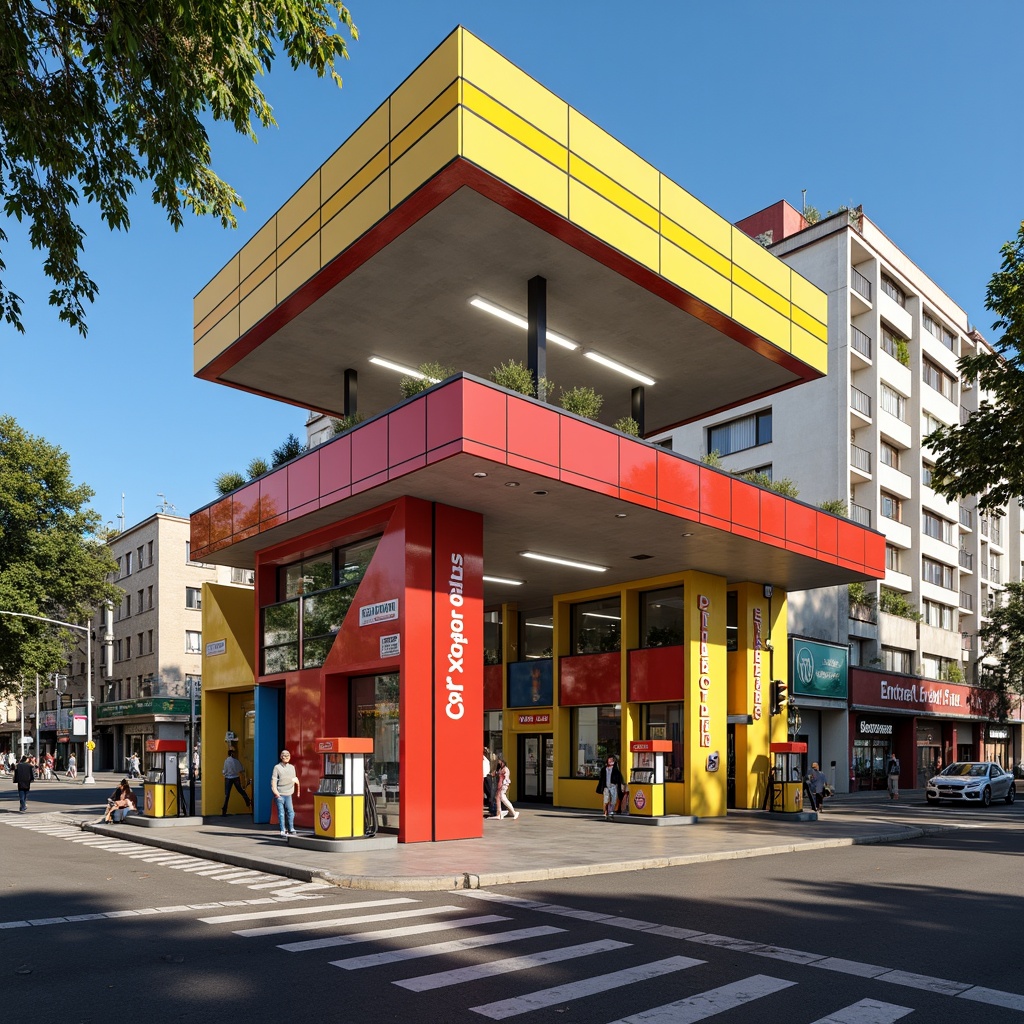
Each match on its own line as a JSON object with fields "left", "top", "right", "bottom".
{"left": 13, "top": 755, "right": 33, "bottom": 812}
{"left": 595, "top": 756, "right": 625, "bottom": 820}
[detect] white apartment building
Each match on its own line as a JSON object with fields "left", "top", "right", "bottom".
{"left": 659, "top": 201, "right": 1022, "bottom": 792}
{"left": 49, "top": 514, "right": 253, "bottom": 773}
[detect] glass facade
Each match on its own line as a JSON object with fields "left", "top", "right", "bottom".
{"left": 639, "top": 587, "right": 684, "bottom": 648}
{"left": 351, "top": 672, "right": 400, "bottom": 831}
{"left": 570, "top": 705, "right": 621, "bottom": 777}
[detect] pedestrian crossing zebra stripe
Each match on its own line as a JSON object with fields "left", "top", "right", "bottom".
{"left": 200, "top": 898, "right": 414, "bottom": 925}
{"left": 806, "top": 999, "right": 913, "bottom": 1024}
{"left": 469, "top": 956, "right": 705, "bottom": 1020}
{"left": 281, "top": 914, "right": 512, "bottom": 953}
{"left": 395, "top": 938, "right": 633, "bottom": 992}
{"left": 234, "top": 905, "right": 466, "bottom": 938}
{"left": 602, "top": 975, "right": 796, "bottom": 1024}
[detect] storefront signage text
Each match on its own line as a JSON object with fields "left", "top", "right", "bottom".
{"left": 205, "top": 639, "right": 226, "bottom": 656}
{"left": 444, "top": 554, "right": 467, "bottom": 721}
{"left": 517, "top": 713, "right": 550, "bottom": 725}
{"left": 791, "top": 639, "right": 848, "bottom": 699}
{"left": 380, "top": 634, "right": 400, "bottom": 658}
{"left": 359, "top": 599, "right": 399, "bottom": 626}
{"left": 698, "top": 594, "right": 712, "bottom": 748}
{"left": 752, "top": 608, "right": 763, "bottom": 721}
{"left": 858, "top": 720, "right": 893, "bottom": 736}
{"left": 880, "top": 679, "right": 962, "bottom": 709}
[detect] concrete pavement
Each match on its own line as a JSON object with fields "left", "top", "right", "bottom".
{"left": 2, "top": 774, "right": 951, "bottom": 892}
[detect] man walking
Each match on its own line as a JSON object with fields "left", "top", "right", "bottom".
{"left": 887, "top": 753, "right": 901, "bottom": 800}
{"left": 14, "top": 755, "right": 34, "bottom": 812}
{"left": 221, "top": 748, "right": 251, "bottom": 815}
{"left": 807, "top": 762, "right": 827, "bottom": 812}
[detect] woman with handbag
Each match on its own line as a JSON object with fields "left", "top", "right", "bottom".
{"left": 595, "top": 755, "right": 625, "bottom": 819}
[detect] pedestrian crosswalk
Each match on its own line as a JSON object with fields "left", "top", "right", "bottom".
{"left": 1, "top": 816, "right": 329, "bottom": 898}
{"left": 197, "top": 894, "right": 927, "bottom": 1023}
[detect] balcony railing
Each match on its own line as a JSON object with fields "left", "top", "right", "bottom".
{"left": 850, "top": 325, "right": 872, "bottom": 359}
{"left": 850, "top": 502, "right": 872, "bottom": 528}
{"left": 959, "top": 506, "right": 973, "bottom": 529}
{"left": 851, "top": 267, "right": 872, "bottom": 301}
{"left": 850, "top": 443, "right": 871, "bottom": 473}
{"left": 960, "top": 591, "right": 974, "bottom": 611}
{"left": 851, "top": 386, "right": 872, "bottom": 418}
{"left": 959, "top": 549, "right": 974, "bottom": 570}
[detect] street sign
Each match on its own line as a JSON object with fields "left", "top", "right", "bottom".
{"left": 60, "top": 694, "right": 74, "bottom": 709}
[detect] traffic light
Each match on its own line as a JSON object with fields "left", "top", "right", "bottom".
{"left": 771, "top": 679, "right": 788, "bottom": 716}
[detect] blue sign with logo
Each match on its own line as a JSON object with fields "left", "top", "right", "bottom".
{"left": 790, "top": 639, "right": 848, "bottom": 699}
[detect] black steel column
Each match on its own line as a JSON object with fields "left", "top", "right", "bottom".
{"left": 631, "top": 385, "right": 646, "bottom": 436}
{"left": 528, "top": 276, "right": 547, "bottom": 401}
{"left": 344, "top": 368, "right": 358, "bottom": 417}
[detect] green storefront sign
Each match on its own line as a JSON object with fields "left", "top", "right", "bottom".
{"left": 790, "top": 639, "right": 848, "bottom": 699}
{"left": 96, "top": 697, "right": 197, "bottom": 719}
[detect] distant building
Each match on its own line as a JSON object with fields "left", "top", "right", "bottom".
{"left": 660, "top": 200, "right": 1023, "bottom": 790}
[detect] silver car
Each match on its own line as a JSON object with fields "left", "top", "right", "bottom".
{"left": 926, "top": 761, "right": 1016, "bottom": 807}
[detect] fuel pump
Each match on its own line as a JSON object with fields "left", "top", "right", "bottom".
{"left": 142, "top": 739, "right": 186, "bottom": 818}
{"left": 312, "top": 737, "right": 374, "bottom": 839}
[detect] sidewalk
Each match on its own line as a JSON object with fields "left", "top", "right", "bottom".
{"left": 2, "top": 776, "right": 948, "bottom": 892}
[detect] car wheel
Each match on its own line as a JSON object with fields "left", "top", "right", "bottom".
{"left": 981, "top": 786, "right": 992, "bottom": 808}
{"left": 926, "top": 796, "right": 939, "bottom": 805}
{"left": 1006, "top": 785, "right": 1016, "bottom": 805}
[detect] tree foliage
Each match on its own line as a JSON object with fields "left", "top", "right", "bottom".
{"left": 928, "top": 221, "right": 1024, "bottom": 513}
{"left": 0, "top": 416, "right": 120, "bottom": 691}
{"left": 978, "top": 581, "right": 1024, "bottom": 720}
{"left": 0, "top": 1, "right": 357, "bottom": 336}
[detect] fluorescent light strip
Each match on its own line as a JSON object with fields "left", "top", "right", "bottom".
{"left": 584, "top": 350, "right": 655, "bottom": 386}
{"left": 470, "top": 297, "right": 579, "bottom": 351}
{"left": 369, "top": 356, "right": 439, "bottom": 382}
{"left": 520, "top": 551, "right": 607, "bottom": 573}
{"left": 483, "top": 575, "right": 525, "bottom": 587}
{"left": 582, "top": 612, "right": 621, "bottom": 621}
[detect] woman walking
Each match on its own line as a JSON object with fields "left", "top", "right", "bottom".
{"left": 495, "top": 757, "right": 519, "bottom": 820}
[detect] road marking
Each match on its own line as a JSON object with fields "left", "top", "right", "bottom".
{"left": 331, "top": 925, "right": 564, "bottom": 970}
{"left": 281, "top": 914, "right": 511, "bottom": 952}
{"left": 959, "top": 986, "right": 1024, "bottom": 1011}
{"left": 877, "top": 969, "right": 972, "bottom": 996}
{"left": 606, "top": 974, "right": 796, "bottom": 1023}
{"left": 808, "top": 998, "right": 913, "bottom": 1023}
{"left": 234, "top": 905, "right": 463, "bottom": 938}
{"left": 200, "top": 897, "right": 414, "bottom": 925}
{"left": 812, "top": 958, "right": 895, "bottom": 979}
{"left": 396, "top": 938, "right": 632, "bottom": 992}
{"left": 469, "top": 956, "right": 704, "bottom": 1020}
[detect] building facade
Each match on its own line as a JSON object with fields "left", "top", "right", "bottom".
{"left": 663, "top": 201, "right": 1023, "bottom": 791}
{"left": 190, "top": 29, "right": 885, "bottom": 841}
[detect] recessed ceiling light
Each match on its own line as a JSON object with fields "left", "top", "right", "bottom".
{"left": 533, "top": 490, "right": 548, "bottom": 496}
{"left": 473, "top": 472, "right": 488, "bottom": 478}
{"left": 483, "top": 574, "right": 525, "bottom": 586}
{"left": 615, "top": 513, "right": 628, "bottom": 518}
{"left": 520, "top": 551, "right": 607, "bottom": 572}
{"left": 505, "top": 481, "right": 520, "bottom": 487}
{"left": 469, "top": 296, "right": 579, "bottom": 351}
{"left": 631, "top": 554, "right": 653, "bottom": 560}
{"left": 584, "top": 350, "right": 655, "bottom": 386}
{"left": 681, "top": 533, "right": 694, "bottom": 538}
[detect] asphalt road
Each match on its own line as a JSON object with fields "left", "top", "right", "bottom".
{"left": 3, "top": 802, "right": 1023, "bottom": 1022}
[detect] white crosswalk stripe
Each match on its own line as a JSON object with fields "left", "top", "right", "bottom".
{"left": 234, "top": 905, "right": 465, "bottom": 938}
{"left": 808, "top": 999, "right": 913, "bottom": 1024}
{"left": 603, "top": 975, "right": 795, "bottom": 1024}
{"left": 469, "top": 955, "right": 705, "bottom": 1020}
{"left": 281, "top": 914, "right": 512, "bottom": 953}
{"left": 200, "top": 898, "right": 414, "bottom": 925}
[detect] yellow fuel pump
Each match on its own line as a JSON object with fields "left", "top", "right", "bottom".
{"left": 312, "top": 737, "right": 374, "bottom": 839}
{"left": 142, "top": 739, "right": 186, "bottom": 818}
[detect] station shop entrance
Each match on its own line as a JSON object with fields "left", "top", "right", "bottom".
{"left": 517, "top": 733, "right": 553, "bottom": 803}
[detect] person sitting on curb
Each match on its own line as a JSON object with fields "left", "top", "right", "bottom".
{"left": 102, "top": 779, "right": 138, "bottom": 823}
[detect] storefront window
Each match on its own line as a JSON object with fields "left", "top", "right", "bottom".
{"left": 484, "top": 710, "right": 503, "bottom": 761}
{"left": 726, "top": 591, "right": 738, "bottom": 652}
{"left": 262, "top": 602, "right": 299, "bottom": 673}
{"left": 521, "top": 611, "right": 554, "bottom": 660}
{"left": 570, "top": 705, "right": 621, "bottom": 777}
{"left": 641, "top": 702, "right": 684, "bottom": 781}
{"left": 351, "top": 672, "right": 400, "bottom": 832}
{"left": 484, "top": 611, "right": 502, "bottom": 665}
{"left": 572, "top": 597, "right": 621, "bottom": 654}
{"left": 639, "top": 587, "right": 683, "bottom": 648}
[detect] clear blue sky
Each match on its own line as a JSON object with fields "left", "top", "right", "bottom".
{"left": 3, "top": 1, "right": 1021, "bottom": 531}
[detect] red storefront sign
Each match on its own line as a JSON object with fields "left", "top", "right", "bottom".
{"left": 850, "top": 668, "right": 1018, "bottom": 719}
{"left": 517, "top": 713, "right": 550, "bottom": 726}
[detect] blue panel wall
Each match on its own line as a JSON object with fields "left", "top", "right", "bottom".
{"left": 253, "top": 684, "right": 282, "bottom": 823}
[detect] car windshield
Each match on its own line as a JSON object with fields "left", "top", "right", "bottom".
{"left": 944, "top": 763, "right": 989, "bottom": 777}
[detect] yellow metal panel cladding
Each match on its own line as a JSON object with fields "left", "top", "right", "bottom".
{"left": 390, "top": 28, "right": 460, "bottom": 137}
{"left": 731, "top": 226, "right": 790, "bottom": 297}
{"left": 791, "top": 324, "right": 828, "bottom": 373}
{"left": 194, "top": 287, "right": 241, "bottom": 346}
{"left": 194, "top": 256, "right": 239, "bottom": 326}
{"left": 321, "top": 174, "right": 390, "bottom": 268}
{"left": 568, "top": 108, "right": 659, "bottom": 209}
{"left": 791, "top": 272, "right": 828, "bottom": 331}
{"left": 391, "top": 81, "right": 460, "bottom": 163}
{"left": 462, "top": 30, "right": 568, "bottom": 146}
{"left": 569, "top": 179, "right": 659, "bottom": 272}
{"left": 391, "top": 108, "right": 460, "bottom": 208}
{"left": 277, "top": 234, "right": 321, "bottom": 303}
{"left": 463, "top": 110, "right": 568, "bottom": 218}
{"left": 239, "top": 252, "right": 276, "bottom": 304}
{"left": 569, "top": 153, "right": 658, "bottom": 232}
{"left": 733, "top": 265, "right": 791, "bottom": 319}
{"left": 277, "top": 173, "right": 321, "bottom": 252}
{"left": 321, "top": 102, "right": 390, "bottom": 202}
{"left": 239, "top": 220, "right": 277, "bottom": 283}
{"left": 194, "top": 308, "right": 241, "bottom": 374}
{"left": 660, "top": 177, "right": 732, "bottom": 259}
{"left": 239, "top": 275, "right": 277, "bottom": 337}
{"left": 463, "top": 82, "right": 568, "bottom": 172}
{"left": 277, "top": 210, "right": 321, "bottom": 268}
{"left": 791, "top": 302, "right": 828, "bottom": 343}
{"left": 321, "top": 148, "right": 390, "bottom": 228}
{"left": 660, "top": 238, "right": 731, "bottom": 316}
{"left": 660, "top": 216, "right": 732, "bottom": 280}
{"left": 202, "top": 583, "right": 256, "bottom": 687}
{"left": 732, "top": 286, "right": 792, "bottom": 353}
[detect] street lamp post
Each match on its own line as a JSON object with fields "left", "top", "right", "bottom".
{"left": 0, "top": 611, "right": 96, "bottom": 785}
